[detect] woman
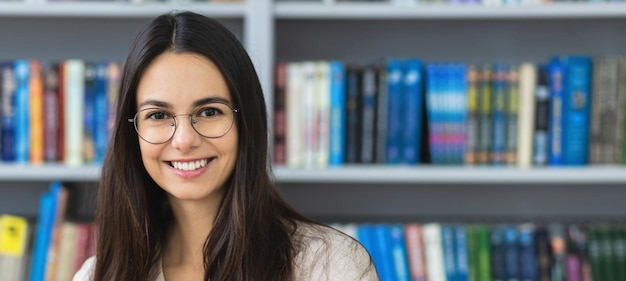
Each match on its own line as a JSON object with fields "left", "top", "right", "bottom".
{"left": 73, "top": 11, "right": 378, "bottom": 281}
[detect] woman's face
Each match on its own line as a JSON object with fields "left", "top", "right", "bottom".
{"left": 135, "top": 52, "right": 238, "bottom": 204}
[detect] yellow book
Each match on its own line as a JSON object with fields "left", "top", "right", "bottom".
{"left": 0, "top": 214, "right": 29, "bottom": 281}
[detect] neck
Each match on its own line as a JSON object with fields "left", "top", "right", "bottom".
{"left": 163, "top": 194, "right": 222, "bottom": 268}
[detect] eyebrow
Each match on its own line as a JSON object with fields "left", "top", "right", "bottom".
{"left": 137, "top": 96, "right": 233, "bottom": 109}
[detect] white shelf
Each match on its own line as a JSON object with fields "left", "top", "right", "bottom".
{"left": 274, "top": 2, "right": 626, "bottom": 19}
{"left": 274, "top": 166, "right": 626, "bottom": 184}
{"left": 3, "top": 164, "right": 626, "bottom": 184}
{"left": 0, "top": 164, "right": 100, "bottom": 181}
{"left": 0, "top": 1, "right": 246, "bottom": 18}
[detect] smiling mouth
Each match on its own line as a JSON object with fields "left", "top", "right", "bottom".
{"left": 169, "top": 158, "right": 214, "bottom": 171}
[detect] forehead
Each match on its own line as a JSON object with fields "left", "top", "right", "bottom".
{"left": 136, "top": 52, "right": 231, "bottom": 108}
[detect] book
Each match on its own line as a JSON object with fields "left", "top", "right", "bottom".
{"left": 405, "top": 223, "right": 427, "bottom": 281}
{"left": 94, "top": 62, "right": 110, "bottom": 164}
{"left": 286, "top": 62, "right": 304, "bottom": 168}
{"left": 465, "top": 64, "right": 480, "bottom": 165}
{"left": 29, "top": 60, "right": 45, "bottom": 164}
{"left": 14, "top": 60, "right": 30, "bottom": 164}
{"left": 1, "top": 61, "right": 16, "bottom": 162}
{"left": 328, "top": 61, "right": 346, "bottom": 167}
{"left": 375, "top": 63, "right": 388, "bottom": 164}
{"left": 423, "top": 223, "right": 446, "bottom": 281}
{"left": 30, "top": 182, "right": 66, "bottom": 281}
{"left": 64, "top": 60, "right": 86, "bottom": 166}
{"left": 505, "top": 65, "right": 519, "bottom": 166}
{"left": 476, "top": 65, "right": 493, "bottom": 165}
{"left": 273, "top": 62, "right": 287, "bottom": 165}
{"left": 386, "top": 59, "right": 404, "bottom": 164}
{"left": 548, "top": 58, "right": 565, "bottom": 166}
{"left": 361, "top": 64, "right": 379, "bottom": 164}
{"left": 344, "top": 64, "right": 362, "bottom": 164}
{"left": 516, "top": 63, "right": 537, "bottom": 168}
{"left": 313, "top": 61, "right": 330, "bottom": 168}
{"left": 561, "top": 56, "right": 593, "bottom": 165}
{"left": 389, "top": 224, "right": 410, "bottom": 281}
{"left": 533, "top": 65, "right": 550, "bottom": 166}
{"left": 0, "top": 214, "right": 30, "bottom": 281}
{"left": 43, "top": 63, "right": 60, "bottom": 162}
{"left": 402, "top": 59, "right": 423, "bottom": 165}
{"left": 491, "top": 63, "right": 508, "bottom": 166}
{"left": 518, "top": 223, "right": 537, "bottom": 281}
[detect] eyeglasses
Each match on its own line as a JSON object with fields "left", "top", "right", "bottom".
{"left": 128, "top": 102, "right": 239, "bottom": 144}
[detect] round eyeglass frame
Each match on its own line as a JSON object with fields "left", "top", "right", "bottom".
{"left": 128, "top": 102, "right": 239, "bottom": 144}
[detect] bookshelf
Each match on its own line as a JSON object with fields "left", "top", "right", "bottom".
{"left": 1, "top": 0, "right": 626, "bottom": 225}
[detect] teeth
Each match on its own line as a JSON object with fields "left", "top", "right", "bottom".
{"left": 171, "top": 159, "right": 209, "bottom": 171}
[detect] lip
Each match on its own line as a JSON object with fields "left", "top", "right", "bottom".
{"left": 165, "top": 157, "right": 214, "bottom": 179}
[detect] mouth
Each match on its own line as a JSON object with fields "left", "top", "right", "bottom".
{"left": 168, "top": 158, "right": 214, "bottom": 171}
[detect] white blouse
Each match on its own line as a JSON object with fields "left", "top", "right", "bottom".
{"left": 73, "top": 223, "right": 379, "bottom": 281}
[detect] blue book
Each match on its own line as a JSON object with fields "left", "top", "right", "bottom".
{"left": 389, "top": 224, "right": 410, "bottom": 281}
{"left": 454, "top": 225, "right": 470, "bottom": 281}
{"left": 84, "top": 63, "right": 97, "bottom": 164}
{"left": 441, "top": 224, "right": 458, "bottom": 281}
{"left": 491, "top": 63, "right": 508, "bottom": 166}
{"left": 491, "top": 225, "right": 507, "bottom": 281}
{"left": 518, "top": 224, "right": 537, "bottom": 281}
{"left": 328, "top": 61, "right": 345, "bottom": 167}
{"left": 426, "top": 63, "right": 442, "bottom": 164}
{"left": 13, "top": 60, "right": 30, "bottom": 164}
{"left": 504, "top": 225, "right": 520, "bottom": 281}
{"left": 548, "top": 58, "right": 565, "bottom": 166}
{"left": 402, "top": 59, "right": 423, "bottom": 165}
{"left": 29, "top": 182, "right": 63, "bottom": 281}
{"left": 94, "top": 62, "right": 109, "bottom": 163}
{"left": 451, "top": 63, "right": 468, "bottom": 165}
{"left": 357, "top": 224, "right": 384, "bottom": 278}
{"left": 386, "top": 59, "right": 404, "bottom": 164}
{"left": 561, "top": 56, "right": 593, "bottom": 166}
{"left": 1, "top": 62, "right": 15, "bottom": 162}
{"left": 374, "top": 224, "right": 395, "bottom": 281}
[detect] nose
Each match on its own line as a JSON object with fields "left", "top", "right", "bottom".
{"left": 170, "top": 114, "right": 201, "bottom": 150}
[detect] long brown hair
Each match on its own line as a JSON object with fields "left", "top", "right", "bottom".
{"left": 95, "top": 11, "right": 309, "bottom": 281}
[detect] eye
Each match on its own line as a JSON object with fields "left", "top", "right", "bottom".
{"left": 197, "top": 106, "right": 222, "bottom": 118}
{"left": 141, "top": 110, "right": 172, "bottom": 121}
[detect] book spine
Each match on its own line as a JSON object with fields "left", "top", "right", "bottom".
{"left": 465, "top": 65, "right": 480, "bottom": 165}
{"left": 29, "top": 60, "right": 44, "bottom": 164}
{"left": 452, "top": 63, "right": 468, "bottom": 165}
{"left": 403, "top": 59, "right": 422, "bottom": 165}
{"left": 534, "top": 65, "right": 550, "bottom": 166}
{"left": 361, "top": 65, "right": 378, "bottom": 164}
{"left": 64, "top": 60, "right": 85, "bottom": 166}
{"left": 562, "top": 56, "right": 592, "bottom": 166}
{"left": 548, "top": 58, "right": 565, "bottom": 166}
{"left": 491, "top": 63, "right": 508, "bottom": 166}
{"left": 1, "top": 62, "right": 15, "bottom": 162}
{"left": 273, "top": 62, "right": 287, "bottom": 165}
{"left": 94, "top": 62, "right": 110, "bottom": 164}
{"left": 376, "top": 64, "right": 388, "bottom": 163}
{"left": 390, "top": 224, "right": 410, "bottom": 281}
{"left": 286, "top": 62, "right": 303, "bottom": 168}
{"left": 314, "top": 61, "right": 330, "bottom": 168}
{"left": 328, "top": 61, "right": 346, "bottom": 167}
{"left": 44, "top": 63, "right": 60, "bottom": 162}
{"left": 345, "top": 65, "right": 362, "bottom": 164}
{"left": 423, "top": 223, "right": 446, "bottom": 281}
{"left": 387, "top": 59, "right": 404, "bottom": 164}
{"left": 14, "top": 60, "right": 30, "bottom": 164}
{"left": 477, "top": 65, "right": 493, "bottom": 165}
{"left": 405, "top": 223, "right": 427, "bottom": 281}
{"left": 516, "top": 63, "right": 537, "bottom": 168}
{"left": 505, "top": 65, "right": 519, "bottom": 166}
{"left": 518, "top": 223, "right": 537, "bottom": 281}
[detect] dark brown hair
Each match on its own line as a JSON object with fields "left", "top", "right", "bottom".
{"left": 95, "top": 11, "right": 309, "bottom": 281}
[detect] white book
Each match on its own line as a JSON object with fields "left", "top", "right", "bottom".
{"left": 301, "top": 62, "right": 316, "bottom": 169}
{"left": 422, "top": 223, "right": 446, "bottom": 281}
{"left": 516, "top": 63, "right": 537, "bottom": 168}
{"left": 314, "top": 61, "right": 330, "bottom": 168}
{"left": 64, "top": 60, "right": 85, "bottom": 166}
{"left": 286, "top": 62, "right": 304, "bottom": 168}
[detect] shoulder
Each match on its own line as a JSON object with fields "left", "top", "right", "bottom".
{"left": 72, "top": 256, "right": 96, "bottom": 281}
{"left": 292, "top": 223, "right": 379, "bottom": 281}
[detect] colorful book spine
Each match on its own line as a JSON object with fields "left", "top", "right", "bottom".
{"left": 29, "top": 60, "right": 45, "bottom": 164}
{"left": 44, "top": 63, "right": 60, "bottom": 162}
{"left": 328, "top": 61, "right": 346, "bottom": 166}
{"left": 518, "top": 223, "right": 537, "bottom": 281}
{"left": 451, "top": 63, "right": 468, "bottom": 165}
{"left": 94, "top": 62, "right": 110, "bottom": 164}
{"left": 273, "top": 62, "right": 287, "bottom": 165}
{"left": 491, "top": 63, "right": 508, "bottom": 166}
{"left": 505, "top": 65, "right": 519, "bottom": 166}
{"left": 405, "top": 223, "right": 427, "bottom": 281}
{"left": 548, "top": 58, "right": 565, "bottom": 166}
{"left": 533, "top": 64, "right": 550, "bottom": 166}
{"left": 390, "top": 224, "right": 410, "bottom": 281}
{"left": 361, "top": 64, "right": 378, "bottom": 164}
{"left": 516, "top": 63, "right": 537, "bottom": 168}
{"left": 14, "top": 60, "right": 30, "bottom": 164}
{"left": 1, "top": 62, "right": 15, "bottom": 162}
{"left": 403, "top": 59, "right": 422, "bottom": 165}
{"left": 313, "top": 61, "right": 330, "bottom": 168}
{"left": 344, "top": 65, "right": 362, "bottom": 164}
{"left": 465, "top": 64, "right": 479, "bottom": 165}
{"left": 286, "top": 62, "right": 303, "bottom": 168}
{"left": 561, "top": 56, "right": 592, "bottom": 166}
{"left": 477, "top": 65, "right": 493, "bottom": 165}
{"left": 386, "top": 59, "right": 404, "bottom": 164}
{"left": 376, "top": 64, "right": 388, "bottom": 164}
